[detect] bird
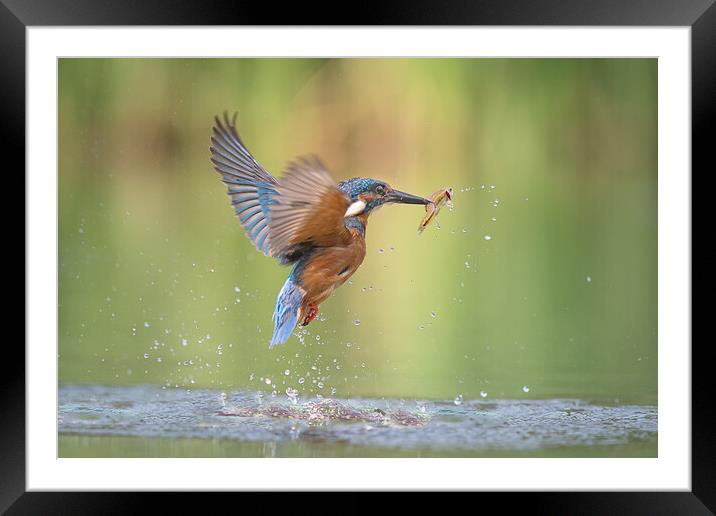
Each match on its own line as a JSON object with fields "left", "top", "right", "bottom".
{"left": 209, "top": 112, "right": 431, "bottom": 347}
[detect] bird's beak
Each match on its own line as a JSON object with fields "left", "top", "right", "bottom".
{"left": 386, "top": 189, "right": 432, "bottom": 206}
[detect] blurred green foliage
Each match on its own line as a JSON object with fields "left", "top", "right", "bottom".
{"left": 59, "top": 58, "right": 657, "bottom": 404}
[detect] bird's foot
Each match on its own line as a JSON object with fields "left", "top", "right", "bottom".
{"left": 301, "top": 304, "right": 319, "bottom": 326}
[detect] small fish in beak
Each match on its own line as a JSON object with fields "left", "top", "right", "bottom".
{"left": 417, "top": 187, "right": 453, "bottom": 234}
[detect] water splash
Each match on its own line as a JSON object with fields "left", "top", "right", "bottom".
{"left": 59, "top": 385, "right": 657, "bottom": 455}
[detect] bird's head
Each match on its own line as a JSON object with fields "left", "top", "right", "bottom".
{"left": 338, "top": 178, "right": 431, "bottom": 218}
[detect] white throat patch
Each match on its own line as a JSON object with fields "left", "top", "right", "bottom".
{"left": 344, "top": 200, "right": 367, "bottom": 217}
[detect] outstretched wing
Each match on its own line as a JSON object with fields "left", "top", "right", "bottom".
{"left": 210, "top": 112, "right": 278, "bottom": 256}
{"left": 268, "top": 156, "right": 352, "bottom": 260}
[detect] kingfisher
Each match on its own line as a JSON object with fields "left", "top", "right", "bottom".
{"left": 209, "top": 113, "right": 431, "bottom": 347}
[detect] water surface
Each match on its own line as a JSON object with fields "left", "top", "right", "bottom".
{"left": 59, "top": 384, "right": 657, "bottom": 458}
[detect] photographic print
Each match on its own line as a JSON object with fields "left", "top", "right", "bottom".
{"left": 57, "top": 57, "right": 657, "bottom": 459}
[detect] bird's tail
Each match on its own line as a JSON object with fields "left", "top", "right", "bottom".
{"left": 270, "top": 275, "right": 306, "bottom": 348}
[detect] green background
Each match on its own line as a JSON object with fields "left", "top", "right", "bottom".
{"left": 59, "top": 58, "right": 657, "bottom": 405}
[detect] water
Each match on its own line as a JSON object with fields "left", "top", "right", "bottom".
{"left": 59, "top": 384, "right": 657, "bottom": 458}
{"left": 59, "top": 59, "right": 657, "bottom": 451}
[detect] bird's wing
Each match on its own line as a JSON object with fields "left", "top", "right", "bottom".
{"left": 268, "top": 156, "right": 352, "bottom": 260}
{"left": 210, "top": 112, "right": 278, "bottom": 256}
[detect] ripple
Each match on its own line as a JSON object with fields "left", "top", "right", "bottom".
{"left": 58, "top": 384, "right": 657, "bottom": 453}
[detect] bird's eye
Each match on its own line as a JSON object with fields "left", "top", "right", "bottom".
{"left": 375, "top": 185, "right": 386, "bottom": 195}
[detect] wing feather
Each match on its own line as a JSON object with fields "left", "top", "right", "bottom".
{"left": 210, "top": 113, "right": 351, "bottom": 264}
{"left": 209, "top": 112, "right": 278, "bottom": 256}
{"left": 268, "top": 156, "right": 351, "bottom": 258}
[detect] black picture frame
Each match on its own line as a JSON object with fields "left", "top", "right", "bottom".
{"left": 5, "top": 0, "right": 707, "bottom": 512}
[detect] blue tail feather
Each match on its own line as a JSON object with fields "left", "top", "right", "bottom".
{"left": 270, "top": 275, "right": 305, "bottom": 348}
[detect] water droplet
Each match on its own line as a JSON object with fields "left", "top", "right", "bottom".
{"left": 484, "top": 235, "right": 492, "bottom": 241}
{"left": 317, "top": 382, "right": 324, "bottom": 389}
{"left": 234, "top": 286, "right": 241, "bottom": 292}
{"left": 522, "top": 385, "right": 530, "bottom": 393}
{"left": 461, "top": 228, "right": 468, "bottom": 233}
{"left": 181, "top": 338, "right": 188, "bottom": 347}
{"left": 143, "top": 321, "right": 150, "bottom": 328}
{"left": 284, "top": 369, "right": 290, "bottom": 376}
{"left": 143, "top": 353, "right": 149, "bottom": 359}
{"left": 586, "top": 276, "right": 592, "bottom": 283}
{"left": 480, "top": 390, "right": 488, "bottom": 398}
{"left": 418, "top": 324, "right": 425, "bottom": 330}
{"left": 378, "top": 248, "right": 384, "bottom": 253}
{"left": 298, "top": 377, "right": 305, "bottom": 384}
{"left": 430, "top": 311, "right": 437, "bottom": 318}
{"left": 454, "top": 394, "right": 463, "bottom": 406}
{"left": 264, "top": 378, "right": 272, "bottom": 385}
{"left": 354, "top": 319, "right": 361, "bottom": 326}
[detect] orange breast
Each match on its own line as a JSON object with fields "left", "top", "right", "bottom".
{"left": 298, "top": 233, "right": 366, "bottom": 308}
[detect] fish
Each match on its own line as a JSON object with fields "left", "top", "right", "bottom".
{"left": 417, "top": 187, "right": 453, "bottom": 234}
